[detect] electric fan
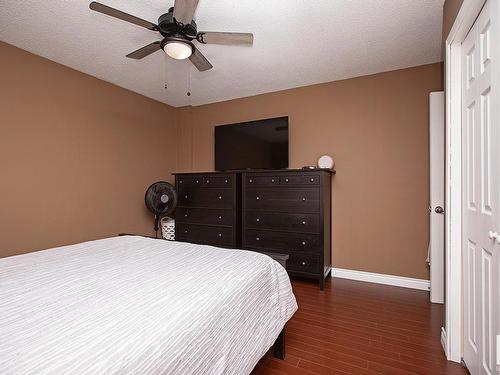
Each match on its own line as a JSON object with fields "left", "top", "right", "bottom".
{"left": 145, "top": 181, "right": 178, "bottom": 236}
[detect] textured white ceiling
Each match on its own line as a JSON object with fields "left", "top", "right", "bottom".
{"left": 0, "top": 0, "right": 444, "bottom": 107}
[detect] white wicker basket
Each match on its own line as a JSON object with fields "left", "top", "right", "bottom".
{"left": 161, "top": 217, "right": 175, "bottom": 240}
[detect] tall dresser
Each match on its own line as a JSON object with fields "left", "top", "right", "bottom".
{"left": 174, "top": 172, "right": 240, "bottom": 248}
{"left": 173, "top": 169, "right": 333, "bottom": 289}
{"left": 242, "top": 170, "right": 332, "bottom": 289}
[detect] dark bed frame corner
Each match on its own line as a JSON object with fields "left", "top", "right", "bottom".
{"left": 273, "top": 327, "right": 286, "bottom": 360}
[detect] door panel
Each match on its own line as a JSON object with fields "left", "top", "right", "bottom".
{"left": 461, "top": 1, "right": 499, "bottom": 374}
{"left": 429, "top": 91, "right": 445, "bottom": 304}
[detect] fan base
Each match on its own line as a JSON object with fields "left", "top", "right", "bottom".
{"left": 158, "top": 11, "right": 197, "bottom": 39}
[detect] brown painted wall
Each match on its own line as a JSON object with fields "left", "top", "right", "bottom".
{"left": 443, "top": 0, "right": 464, "bottom": 44}
{"left": 0, "top": 40, "right": 443, "bottom": 280}
{"left": 177, "top": 63, "right": 443, "bottom": 279}
{"left": 0, "top": 42, "right": 179, "bottom": 258}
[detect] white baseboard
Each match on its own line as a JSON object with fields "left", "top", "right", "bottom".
{"left": 331, "top": 267, "right": 430, "bottom": 291}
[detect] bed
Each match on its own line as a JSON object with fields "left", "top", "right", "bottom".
{"left": 0, "top": 236, "right": 297, "bottom": 374}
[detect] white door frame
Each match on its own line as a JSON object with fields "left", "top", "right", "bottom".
{"left": 444, "top": 0, "right": 487, "bottom": 363}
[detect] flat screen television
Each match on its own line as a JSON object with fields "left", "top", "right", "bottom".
{"left": 215, "top": 117, "right": 289, "bottom": 171}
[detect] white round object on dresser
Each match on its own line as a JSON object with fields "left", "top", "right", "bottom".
{"left": 317, "top": 155, "right": 334, "bottom": 169}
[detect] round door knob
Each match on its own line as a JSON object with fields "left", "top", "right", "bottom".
{"left": 301, "top": 197, "right": 306, "bottom": 202}
{"left": 488, "top": 231, "right": 499, "bottom": 240}
{"left": 435, "top": 206, "right": 444, "bottom": 214}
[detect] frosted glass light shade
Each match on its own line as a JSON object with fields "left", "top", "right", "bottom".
{"left": 165, "top": 41, "right": 193, "bottom": 60}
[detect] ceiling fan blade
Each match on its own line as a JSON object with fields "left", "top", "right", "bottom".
{"left": 173, "top": 0, "right": 199, "bottom": 25}
{"left": 189, "top": 48, "right": 213, "bottom": 71}
{"left": 126, "top": 41, "right": 162, "bottom": 59}
{"left": 197, "top": 32, "right": 254, "bottom": 46}
{"left": 89, "top": 2, "right": 158, "bottom": 31}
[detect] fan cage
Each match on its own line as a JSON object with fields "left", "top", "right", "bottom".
{"left": 161, "top": 217, "right": 175, "bottom": 240}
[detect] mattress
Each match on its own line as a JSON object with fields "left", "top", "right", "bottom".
{"left": 0, "top": 236, "right": 297, "bottom": 374}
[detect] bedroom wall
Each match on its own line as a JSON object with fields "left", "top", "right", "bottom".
{"left": 177, "top": 63, "right": 443, "bottom": 280}
{"left": 0, "top": 42, "right": 179, "bottom": 258}
{"left": 443, "top": 0, "right": 464, "bottom": 45}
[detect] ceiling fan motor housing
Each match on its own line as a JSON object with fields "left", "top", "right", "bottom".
{"left": 158, "top": 11, "right": 197, "bottom": 39}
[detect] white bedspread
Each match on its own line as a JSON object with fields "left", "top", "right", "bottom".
{"left": 0, "top": 236, "right": 297, "bottom": 375}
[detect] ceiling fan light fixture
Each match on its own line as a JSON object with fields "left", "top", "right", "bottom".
{"left": 163, "top": 38, "right": 194, "bottom": 60}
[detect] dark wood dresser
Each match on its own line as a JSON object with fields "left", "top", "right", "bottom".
{"left": 242, "top": 170, "right": 332, "bottom": 289}
{"left": 173, "top": 169, "right": 333, "bottom": 289}
{"left": 174, "top": 172, "right": 241, "bottom": 248}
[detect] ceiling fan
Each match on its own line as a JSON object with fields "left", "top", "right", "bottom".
{"left": 89, "top": 0, "right": 254, "bottom": 72}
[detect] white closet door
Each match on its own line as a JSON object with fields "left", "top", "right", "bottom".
{"left": 461, "top": 0, "right": 499, "bottom": 374}
{"left": 429, "top": 91, "right": 445, "bottom": 304}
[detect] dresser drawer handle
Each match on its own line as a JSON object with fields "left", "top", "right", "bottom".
{"left": 218, "top": 195, "right": 222, "bottom": 200}
{"left": 301, "top": 197, "right": 306, "bottom": 202}
{"left": 184, "top": 213, "right": 189, "bottom": 217}
{"left": 285, "top": 178, "right": 289, "bottom": 183}
{"left": 256, "top": 237, "right": 260, "bottom": 241}
{"left": 302, "top": 220, "right": 306, "bottom": 225}
{"left": 249, "top": 179, "right": 253, "bottom": 183}
{"left": 271, "top": 178, "right": 275, "bottom": 183}
{"left": 310, "top": 178, "right": 315, "bottom": 182}
{"left": 184, "top": 229, "right": 188, "bottom": 234}
{"left": 206, "top": 179, "right": 210, "bottom": 183}
{"left": 301, "top": 261, "right": 306, "bottom": 266}
{"left": 256, "top": 196, "right": 260, "bottom": 200}
{"left": 218, "top": 215, "right": 223, "bottom": 220}
{"left": 225, "top": 179, "right": 229, "bottom": 183}
{"left": 218, "top": 233, "right": 222, "bottom": 237}
{"left": 179, "top": 180, "right": 184, "bottom": 184}
{"left": 184, "top": 194, "right": 188, "bottom": 199}
{"left": 256, "top": 218, "right": 260, "bottom": 222}
{"left": 301, "top": 241, "right": 306, "bottom": 246}
{"left": 195, "top": 179, "right": 200, "bottom": 183}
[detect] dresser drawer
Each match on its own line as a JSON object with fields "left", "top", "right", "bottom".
{"left": 281, "top": 174, "right": 320, "bottom": 186}
{"left": 203, "top": 175, "right": 233, "bottom": 187}
{"left": 176, "top": 207, "right": 233, "bottom": 226}
{"left": 177, "top": 175, "right": 204, "bottom": 186}
{"left": 287, "top": 253, "right": 320, "bottom": 274}
{"left": 245, "top": 212, "right": 320, "bottom": 233}
{"left": 176, "top": 224, "right": 233, "bottom": 246}
{"left": 245, "top": 175, "right": 280, "bottom": 186}
{"left": 179, "top": 188, "right": 233, "bottom": 208}
{"left": 245, "top": 188, "right": 320, "bottom": 213}
{"left": 244, "top": 229, "right": 320, "bottom": 252}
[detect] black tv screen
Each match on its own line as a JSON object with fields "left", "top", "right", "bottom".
{"left": 215, "top": 117, "right": 289, "bottom": 171}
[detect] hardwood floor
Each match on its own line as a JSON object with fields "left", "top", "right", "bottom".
{"left": 253, "top": 277, "right": 469, "bottom": 375}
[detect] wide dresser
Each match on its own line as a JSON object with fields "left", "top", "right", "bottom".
{"left": 174, "top": 169, "right": 333, "bottom": 289}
